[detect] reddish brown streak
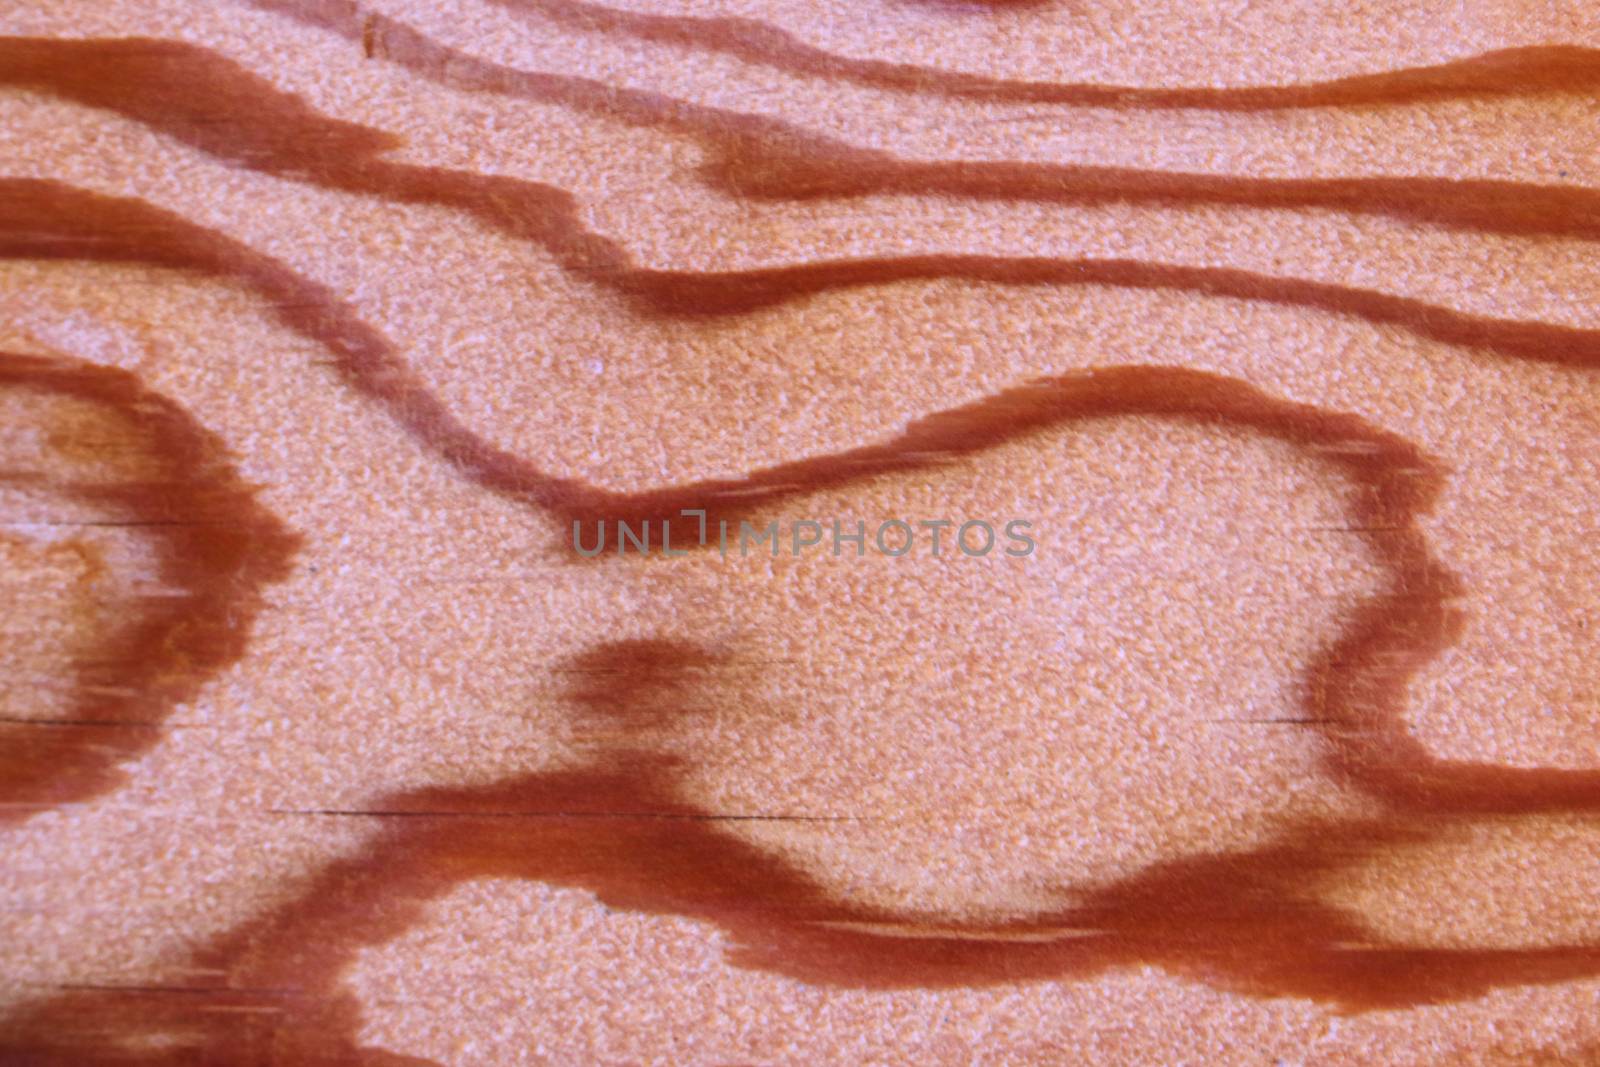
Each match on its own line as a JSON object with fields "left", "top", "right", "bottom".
{"left": 17, "top": 371, "right": 1600, "bottom": 1066}
{"left": 8, "top": 167, "right": 1600, "bottom": 543}
{"left": 7, "top": 18, "right": 1600, "bottom": 1064}
{"left": 0, "top": 353, "right": 300, "bottom": 822}
{"left": 5, "top": 114, "right": 1600, "bottom": 526}
{"left": 503, "top": 0, "right": 1600, "bottom": 111}
{"left": 222, "top": 4, "right": 1600, "bottom": 242}
{"left": 6, "top": 78, "right": 1600, "bottom": 806}
{"left": 6, "top": 28, "right": 1600, "bottom": 276}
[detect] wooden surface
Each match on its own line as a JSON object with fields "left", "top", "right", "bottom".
{"left": 4, "top": 1, "right": 1600, "bottom": 1063}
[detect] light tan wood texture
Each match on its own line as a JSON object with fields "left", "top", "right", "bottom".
{"left": 4, "top": 1, "right": 1600, "bottom": 1063}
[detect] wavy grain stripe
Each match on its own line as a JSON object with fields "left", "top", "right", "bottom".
{"left": 7, "top": 10, "right": 1600, "bottom": 1064}
{"left": 224, "top": 9, "right": 1600, "bottom": 240}
{"left": 505, "top": 0, "right": 1600, "bottom": 110}
{"left": 9, "top": 168, "right": 1600, "bottom": 874}
{"left": 0, "top": 353, "right": 299, "bottom": 819}
{"left": 10, "top": 34, "right": 1600, "bottom": 823}
{"left": 4, "top": 36, "right": 1600, "bottom": 359}
{"left": 8, "top": 176, "right": 1600, "bottom": 514}
{"left": 11, "top": 371, "right": 1600, "bottom": 1067}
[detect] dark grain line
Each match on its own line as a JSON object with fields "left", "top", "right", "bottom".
{"left": 0, "top": 352, "right": 300, "bottom": 822}
{"left": 505, "top": 0, "right": 1600, "bottom": 111}
{"left": 7, "top": 19, "right": 1600, "bottom": 1061}
{"left": 85, "top": 16, "right": 1600, "bottom": 245}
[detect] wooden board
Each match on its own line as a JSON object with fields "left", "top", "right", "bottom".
{"left": 4, "top": 1, "right": 1600, "bottom": 1062}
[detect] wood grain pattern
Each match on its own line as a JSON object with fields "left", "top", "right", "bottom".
{"left": 4, "top": 0, "right": 1600, "bottom": 1063}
